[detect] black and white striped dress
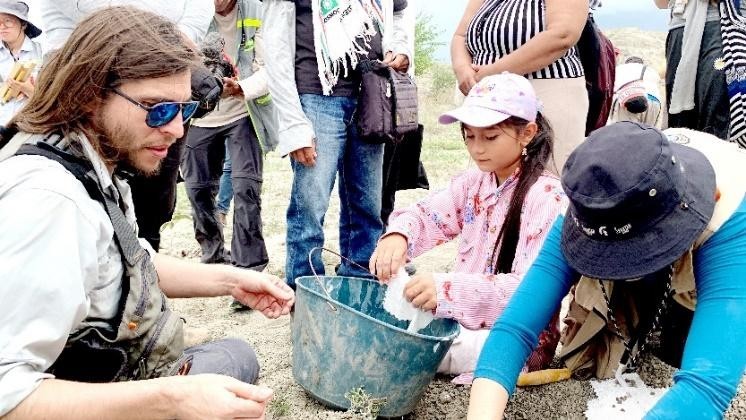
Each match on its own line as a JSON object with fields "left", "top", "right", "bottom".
{"left": 466, "top": 0, "right": 585, "bottom": 80}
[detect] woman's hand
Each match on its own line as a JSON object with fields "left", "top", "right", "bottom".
{"left": 7, "top": 77, "right": 34, "bottom": 99}
{"left": 455, "top": 64, "right": 478, "bottom": 95}
{"left": 231, "top": 271, "right": 295, "bottom": 318}
{"left": 467, "top": 378, "right": 510, "bottom": 420}
{"left": 404, "top": 273, "right": 437, "bottom": 311}
{"left": 369, "top": 233, "right": 408, "bottom": 282}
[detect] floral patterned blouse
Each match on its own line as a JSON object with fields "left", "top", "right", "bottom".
{"left": 386, "top": 167, "right": 567, "bottom": 370}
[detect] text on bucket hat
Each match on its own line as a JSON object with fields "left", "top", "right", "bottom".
{"left": 560, "top": 121, "right": 716, "bottom": 280}
{"left": 0, "top": 1, "right": 41, "bottom": 38}
{"left": 439, "top": 72, "right": 541, "bottom": 128}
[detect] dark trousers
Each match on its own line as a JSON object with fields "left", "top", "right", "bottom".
{"left": 381, "top": 125, "right": 429, "bottom": 225}
{"left": 130, "top": 137, "right": 186, "bottom": 251}
{"left": 655, "top": 301, "right": 694, "bottom": 369}
{"left": 181, "top": 338, "right": 260, "bottom": 384}
{"left": 666, "top": 21, "right": 730, "bottom": 139}
{"left": 181, "top": 117, "right": 268, "bottom": 269}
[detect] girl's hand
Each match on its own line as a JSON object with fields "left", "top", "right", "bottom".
{"left": 369, "top": 233, "right": 408, "bottom": 282}
{"left": 404, "top": 273, "right": 437, "bottom": 311}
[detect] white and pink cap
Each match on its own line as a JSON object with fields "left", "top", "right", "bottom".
{"left": 439, "top": 72, "right": 541, "bottom": 127}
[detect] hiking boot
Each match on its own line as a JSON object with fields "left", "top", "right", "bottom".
{"left": 230, "top": 299, "right": 252, "bottom": 312}
{"left": 216, "top": 212, "right": 227, "bottom": 227}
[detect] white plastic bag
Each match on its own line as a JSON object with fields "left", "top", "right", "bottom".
{"left": 382, "top": 267, "right": 435, "bottom": 333}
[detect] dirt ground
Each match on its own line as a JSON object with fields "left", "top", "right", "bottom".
{"left": 160, "top": 28, "right": 746, "bottom": 416}
{"left": 162, "top": 192, "right": 746, "bottom": 420}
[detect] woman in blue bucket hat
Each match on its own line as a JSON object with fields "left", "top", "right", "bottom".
{"left": 467, "top": 121, "right": 746, "bottom": 419}
{"left": 0, "top": 1, "right": 42, "bottom": 126}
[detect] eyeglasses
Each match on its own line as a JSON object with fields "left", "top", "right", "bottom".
{"left": 0, "top": 17, "right": 19, "bottom": 28}
{"left": 111, "top": 88, "right": 199, "bottom": 128}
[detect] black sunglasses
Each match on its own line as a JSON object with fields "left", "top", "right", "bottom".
{"left": 111, "top": 88, "right": 200, "bottom": 128}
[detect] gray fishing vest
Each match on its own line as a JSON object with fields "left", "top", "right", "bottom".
{"left": 6, "top": 132, "right": 185, "bottom": 382}
{"left": 210, "top": 0, "right": 280, "bottom": 152}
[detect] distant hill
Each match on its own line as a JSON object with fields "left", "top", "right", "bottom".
{"left": 595, "top": 10, "right": 669, "bottom": 32}
{"left": 606, "top": 28, "right": 667, "bottom": 74}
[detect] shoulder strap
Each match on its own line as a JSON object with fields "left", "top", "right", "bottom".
{"left": 14, "top": 140, "right": 145, "bottom": 267}
{"left": 13, "top": 138, "right": 148, "bottom": 340}
{"left": 16, "top": 142, "right": 107, "bottom": 205}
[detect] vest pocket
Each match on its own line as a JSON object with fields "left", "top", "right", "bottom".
{"left": 48, "top": 327, "right": 129, "bottom": 382}
{"left": 132, "top": 310, "right": 184, "bottom": 379}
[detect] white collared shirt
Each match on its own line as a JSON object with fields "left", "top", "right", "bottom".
{"left": 0, "top": 132, "right": 152, "bottom": 416}
{"left": 0, "top": 37, "right": 42, "bottom": 126}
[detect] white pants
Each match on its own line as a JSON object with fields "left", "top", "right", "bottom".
{"left": 437, "top": 327, "right": 490, "bottom": 376}
{"left": 529, "top": 77, "right": 589, "bottom": 174}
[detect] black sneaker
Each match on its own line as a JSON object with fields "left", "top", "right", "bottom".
{"left": 229, "top": 299, "right": 252, "bottom": 311}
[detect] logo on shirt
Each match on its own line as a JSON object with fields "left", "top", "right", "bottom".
{"left": 666, "top": 133, "right": 690, "bottom": 145}
{"left": 321, "top": 0, "right": 339, "bottom": 15}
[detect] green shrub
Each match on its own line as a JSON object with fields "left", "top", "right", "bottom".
{"left": 414, "top": 13, "right": 444, "bottom": 77}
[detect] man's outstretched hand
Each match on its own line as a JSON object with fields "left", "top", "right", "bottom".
{"left": 232, "top": 271, "right": 295, "bottom": 318}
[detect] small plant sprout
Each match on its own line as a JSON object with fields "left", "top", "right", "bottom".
{"left": 344, "top": 387, "right": 388, "bottom": 419}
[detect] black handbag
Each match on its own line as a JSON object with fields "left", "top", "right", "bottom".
{"left": 357, "top": 59, "right": 418, "bottom": 143}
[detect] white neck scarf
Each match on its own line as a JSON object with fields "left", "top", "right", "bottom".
{"left": 311, "top": 0, "right": 388, "bottom": 94}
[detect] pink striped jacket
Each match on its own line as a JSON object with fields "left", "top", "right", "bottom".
{"left": 386, "top": 168, "right": 568, "bottom": 370}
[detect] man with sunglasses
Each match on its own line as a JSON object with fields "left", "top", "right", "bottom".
{"left": 40, "top": 0, "right": 216, "bottom": 252}
{"left": 0, "top": 7, "right": 293, "bottom": 419}
{"left": 181, "top": 0, "right": 278, "bottom": 274}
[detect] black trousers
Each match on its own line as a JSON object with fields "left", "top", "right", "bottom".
{"left": 381, "top": 125, "right": 429, "bottom": 225}
{"left": 665, "top": 21, "right": 730, "bottom": 139}
{"left": 181, "top": 117, "right": 268, "bottom": 269}
{"left": 130, "top": 137, "right": 185, "bottom": 251}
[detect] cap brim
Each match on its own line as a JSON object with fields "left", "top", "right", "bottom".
{"left": 561, "top": 143, "right": 716, "bottom": 279}
{"left": 439, "top": 105, "right": 510, "bottom": 127}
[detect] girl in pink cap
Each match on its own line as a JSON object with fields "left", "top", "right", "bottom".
{"left": 370, "top": 72, "right": 568, "bottom": 382}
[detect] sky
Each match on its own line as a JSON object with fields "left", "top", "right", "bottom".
{"left": 27, "top": 0, "right": 670, "bottom": 60}
{"left": 411, "top": 0, "right": 671, "bottom": 61}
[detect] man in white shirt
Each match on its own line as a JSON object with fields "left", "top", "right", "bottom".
{"left": 0, "top": 7, "right": 293, "bottom": 419}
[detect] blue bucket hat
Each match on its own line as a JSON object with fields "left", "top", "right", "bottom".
{"left": 560, "top": 122, "right": 716, "bottom": 280}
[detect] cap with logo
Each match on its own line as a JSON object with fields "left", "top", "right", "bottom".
{"left": 439, "top": 72, "right": 541, "bottom": 127}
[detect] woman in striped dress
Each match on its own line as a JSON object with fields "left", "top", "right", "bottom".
{"left": 451, "top": 0, "right": 589, "bottom": 172}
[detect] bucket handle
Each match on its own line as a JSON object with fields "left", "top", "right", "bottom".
{"left": 308, "top": 246, "right": 372, "bottom": 312}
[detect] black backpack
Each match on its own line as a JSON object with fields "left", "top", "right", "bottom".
{"left": 576, "top": 15, "right": 616, "bottom": 136}
{"left": 356, "top": 60, "right": 419, "bottom": 143}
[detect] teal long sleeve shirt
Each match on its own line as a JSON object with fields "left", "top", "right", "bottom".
{"left": 475, "top": 197, "right": 746, "bottom": 419}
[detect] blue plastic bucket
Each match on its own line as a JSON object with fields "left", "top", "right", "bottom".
{"left": 292, "top": 275, "right": 460, "bottom": 418}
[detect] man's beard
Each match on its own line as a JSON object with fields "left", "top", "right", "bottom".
{"left": 94, "top": 116, "right": 163, "bottom": 177}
